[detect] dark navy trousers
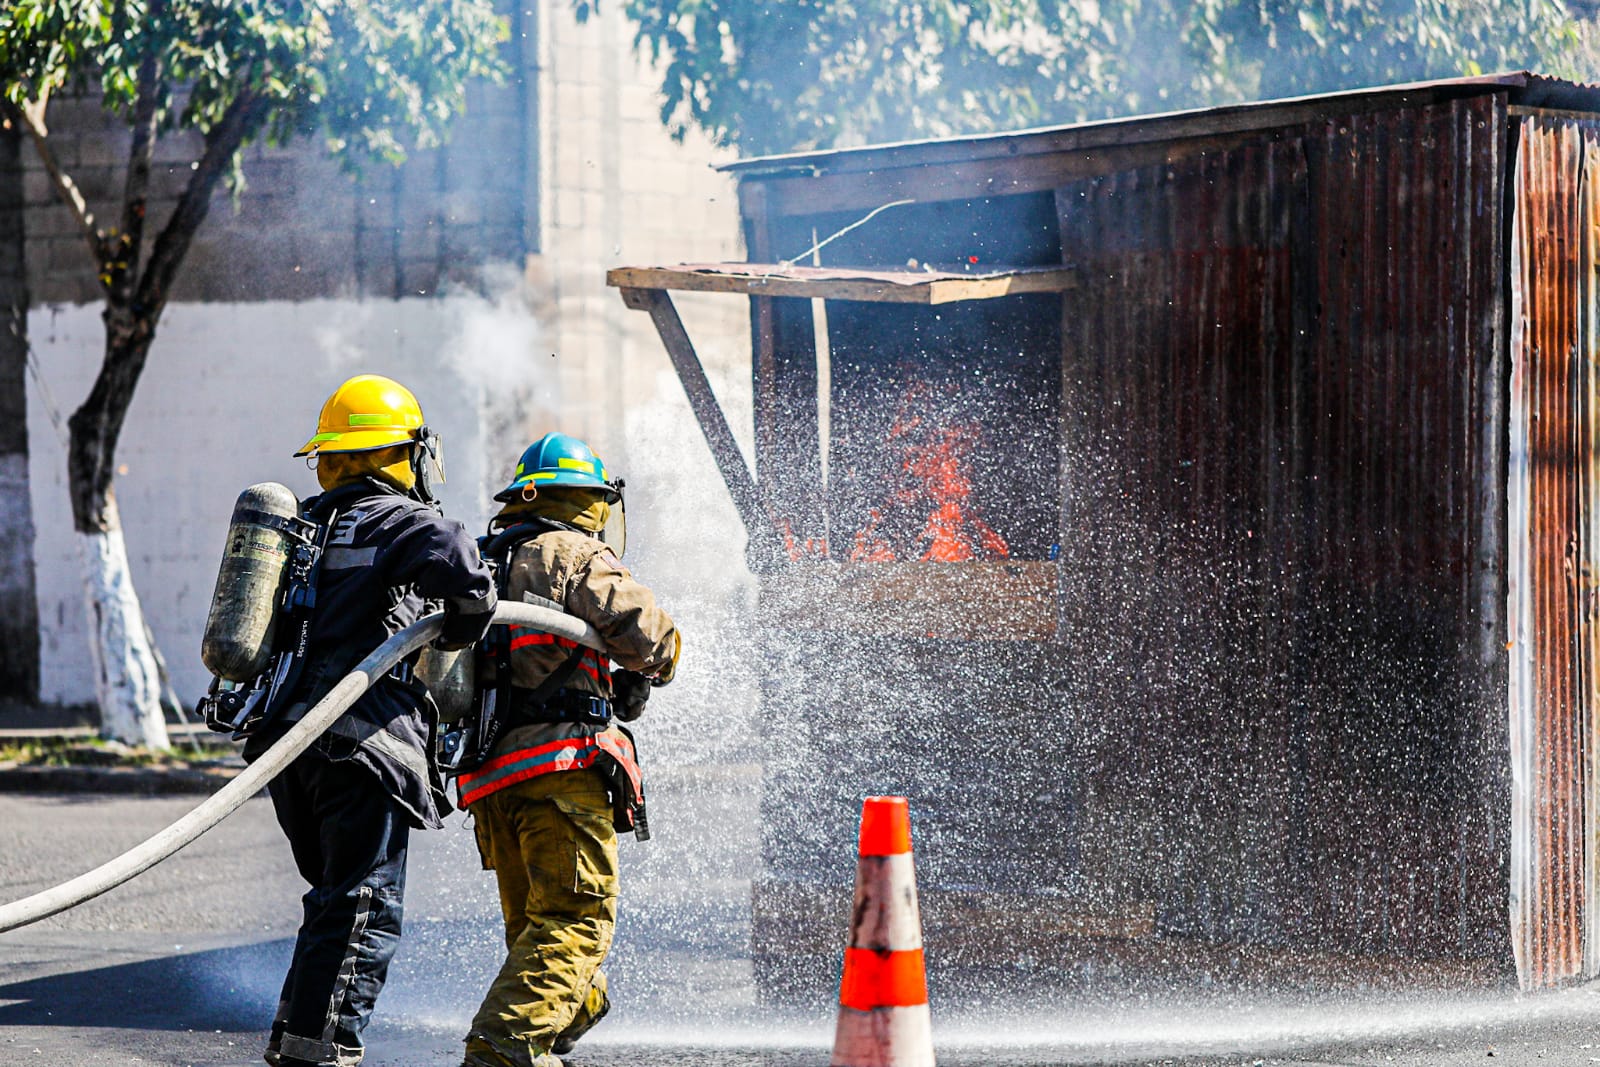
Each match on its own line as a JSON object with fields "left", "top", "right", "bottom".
{"left": 267, "top": 752, "right": 409, "bottom": 1067}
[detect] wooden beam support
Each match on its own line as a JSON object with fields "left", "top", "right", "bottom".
{"left": 618, "top": 286, "right": 783, "bottom": 570}
{"left": 606, "top": 263, "right": 1077, "bottom": 304}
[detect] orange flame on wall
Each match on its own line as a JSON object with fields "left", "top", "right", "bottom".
{"left": 777, "top": 516, "right": 829, "bottom": 563}
{"left": 847, "top": 389, "right": 1009, "bottom": 563}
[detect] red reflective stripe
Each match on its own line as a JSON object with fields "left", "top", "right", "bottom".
{"left": 508, "top": 629, "right": 583, "bottom": 649}
{"left": 459, "top": 742, "right": 601, "bottom": 806}
{"left": 463, "top": 735, "right": 589, "bottom": 779}
{"left": 457, "top": 731, "right": 643, "bottom": 807}
{"left": 507, "top": 638, "right": 606, "bottom": 679}
{"left": 509, "top": 632, "right": 558, "bottom": 650}
{"left": 839, "top": 947, "right": 928, "bottom": 1010}
{"left": 506, "top": 634, "right": 610, "bottom": 681}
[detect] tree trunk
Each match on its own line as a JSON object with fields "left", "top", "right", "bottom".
{"left": 69, "top": 320, "right": 168, "bottom": 749}
{"left": 17, "top": 63, "right": 265, "bottom": 748}
{"left": 0, "top": 120, "right": 41, "bottom": 704}
{"left": 77, "top": 504, "right": 168, "bottom": 749}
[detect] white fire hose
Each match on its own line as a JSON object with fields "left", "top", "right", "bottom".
{"left": 0, "top": 601, "right": 604, "bottom": 934}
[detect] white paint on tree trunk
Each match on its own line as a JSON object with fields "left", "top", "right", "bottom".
{"left": 78, "top": 525, "right": 169, "bottom": 749}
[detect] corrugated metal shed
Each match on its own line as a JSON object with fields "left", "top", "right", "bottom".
{"left": 615, "top": 72, "right": 1600, "bottom": 993}
{"left": 1506, "top": 110, "right": 1600, "bottom": 988}
{"left": 1047, "top": 95, "right": 1507, "bottom": 962}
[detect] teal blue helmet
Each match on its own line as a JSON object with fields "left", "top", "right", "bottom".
{"left": 495, "top": 432, "right": 621, "bottom": 503}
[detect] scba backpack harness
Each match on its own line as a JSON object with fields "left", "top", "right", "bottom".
{"left": 197, "top": 481, "right": 428, "bottom": 740}
{"left": 435, "top": 519, "right": 650, "bottom": 840}
{"left": 197, "top": 482, "right": 338, "bottom": 738}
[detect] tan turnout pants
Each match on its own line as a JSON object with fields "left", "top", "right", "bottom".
{"left": 463, "top": 769, "right": 617, "bottom": 1067}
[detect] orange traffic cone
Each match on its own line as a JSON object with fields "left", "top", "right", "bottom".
{"left": 830, "top": 796, "right": 935, "bottom": 1067}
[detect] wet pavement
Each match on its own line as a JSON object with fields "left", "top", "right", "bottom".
{"left": 4, "top": 782, "right": 1600, "bottom": 1066}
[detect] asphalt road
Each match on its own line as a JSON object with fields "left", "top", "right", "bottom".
{"left": 6, "top": 774, "right": 1600, "bottom": 1067}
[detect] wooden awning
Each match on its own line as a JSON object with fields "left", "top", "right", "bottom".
{"left": 605, "top": 261, "right": 1076, "bottom": 305}
{"left": 608, "top": 260, "right": 1077, "bottom": 574}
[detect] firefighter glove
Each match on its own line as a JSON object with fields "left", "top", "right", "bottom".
{"left": 612, "top": 669, "right": 652, "bottom": 721}
{"left": 435, "top": 589, "right": 498, "bottom": 651}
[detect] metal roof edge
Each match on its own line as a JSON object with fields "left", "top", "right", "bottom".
{"left": 719, "top": 71, "right": 1543, "bottom": 178}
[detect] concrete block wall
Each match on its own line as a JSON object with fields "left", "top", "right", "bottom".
{"left": 17, "top": 1, "right": 753, "bottom": 490}
{"left": 21, "top": 31, "right": 533, "bottom": 305}
{"left": 529, "top": 0, "right": 752, "bottom": 488}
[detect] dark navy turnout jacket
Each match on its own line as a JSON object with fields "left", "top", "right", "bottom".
{"left": 244, "top": 477, "right": 496, "bottom": 828}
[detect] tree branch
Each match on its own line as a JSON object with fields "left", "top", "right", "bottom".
{"left": 134, "top": 87, "right": 270, "bottom": 320}
{"left": 3, "top": 95, "right": 109, "bottom": 275}
{"left": 111, "top": 37, "right": 164, "bottom": 305}
{"left": 70, "top": 86, "right": 271, "bottom": 533}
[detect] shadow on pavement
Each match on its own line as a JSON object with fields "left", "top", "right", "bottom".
{"left": 0, "top": 938, "right": 291, "bottom": 1031}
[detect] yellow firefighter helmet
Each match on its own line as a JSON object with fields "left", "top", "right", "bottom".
{"left": 295, "top": 375, "right": 425, "bottom": 457}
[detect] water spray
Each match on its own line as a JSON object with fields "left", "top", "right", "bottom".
{"left": 0, "top": 600, "right": 605, "bottom": 935}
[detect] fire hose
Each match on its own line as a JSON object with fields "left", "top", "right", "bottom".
{"left": 0, "top": 601, "right": 604, "bottom": 935}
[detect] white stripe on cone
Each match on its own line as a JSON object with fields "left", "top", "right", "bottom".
{"left": 852, "top": 853, "right": 923, "bottom": 950}
{"left": 833, "top": 847, "right": 934, "bottom": 1067}
{"left": 831, "top": 1004, "right": 935, "bottom": 1067}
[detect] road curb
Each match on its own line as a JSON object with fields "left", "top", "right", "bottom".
{"left": 0, "top": 762, "right": 244, "bottom": 796}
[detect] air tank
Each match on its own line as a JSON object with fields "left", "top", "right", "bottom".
{"left": 415, "top": 645, "right": 476, "bottom": 722}
{"left": 201, "top": 482, "right": 300, "bottom": 682}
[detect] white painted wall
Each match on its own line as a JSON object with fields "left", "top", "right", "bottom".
{"left": 26, "top": 296, "right": 758, "bottom": 768}
{"left": 26, "top": 298, "right": 521, "bottom": 706}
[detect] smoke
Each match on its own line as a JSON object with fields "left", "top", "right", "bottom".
{"left": 300, "top": 268, "right": 556, "bottom": 523}
{"left": 440, "top": 265, "right": 548, "bottom": 403}
{"left": 441, "top": 267, "right": 561, "bottom": 515}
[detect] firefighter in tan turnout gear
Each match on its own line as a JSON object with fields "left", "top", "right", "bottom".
{"left": 457, "top": 432, "right": 679, "bottom": 1067}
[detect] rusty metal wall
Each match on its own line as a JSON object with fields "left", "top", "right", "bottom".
{"left": 1506, "top": 112, "right": 1600, "bottom": 989}
{"left": 743, "top": 93, "right": 1517, "bottom": 984}
{"left": 1051, "top": 94, "right": 1509, "bottom": 964}
{"left": 1585, "top": 128, "right": 1600, "bottom": 985}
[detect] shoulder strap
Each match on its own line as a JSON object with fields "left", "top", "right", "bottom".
{"left": 482, "top": 522, "right": 587, "bottom": 704}
{"left": 481, "top": 517, "right": 569, "bottom": 561}
{"left": 525, "top": 641, "right": 587, "bottom": 703}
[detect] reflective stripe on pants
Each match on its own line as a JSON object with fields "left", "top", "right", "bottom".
{"left": 268, "top": 752, "right": 409, "bottom": 1066}
{"left": 465, "top": 768, "right": 617, "bottom": 1065}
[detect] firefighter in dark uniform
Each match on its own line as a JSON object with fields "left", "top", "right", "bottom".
{"left": 252, "top": 374, "right": 497, "bottom": 1067}
{"left": 456, "top": 433, "right": 679, "bottom": 1067}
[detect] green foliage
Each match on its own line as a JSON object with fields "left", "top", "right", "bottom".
{"left": 606, "top": 0, "right": 1590, "bottom": 156}
{"left": 0, "top": 736, "right": 237, "bottom": 767}
{"left": 0, "top": 0, "right": 507, "bottom": 169}
{"left": 1234, "top": 0, "right": 1580, "bottom": 100}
